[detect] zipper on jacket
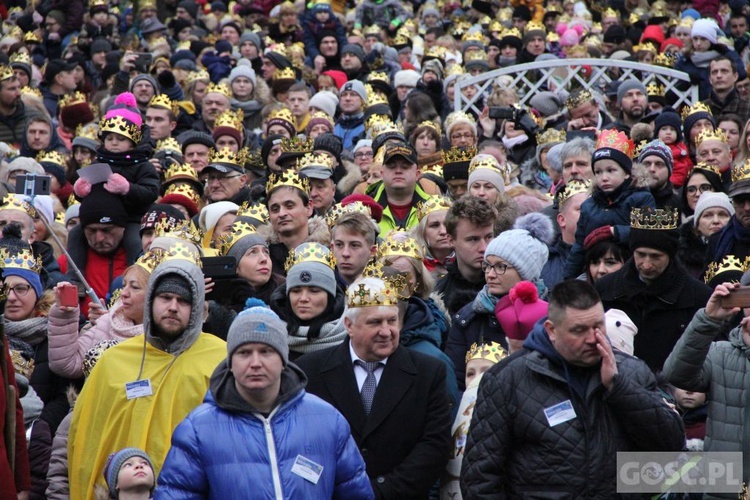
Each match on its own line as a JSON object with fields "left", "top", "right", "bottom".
{"left": 261, "top": 415, "right": 284, "bottom": 500}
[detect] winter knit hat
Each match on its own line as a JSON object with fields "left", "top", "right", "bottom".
{"left": 314, "top": 133, "right": 343, "bottom": 164}
{"left": 694, "top": 191, "right": 734, "bottom": 222}
{"left": 240, "top": 31, "right": 262, "bottom": 50}
{"left": 227, "top": 298, "right": 289, "bottom": 365}
{"left": 64, "top": 204, "right": 80, "bottom": 225}
{"left": 529, "top": 91, "right": 564, "bottom": 118}
{"left": 79, "top": 186, "right": 128, "bottom": 228}
{"left": 101, "top": 93, "right": 143, "bottom": 143}
{"left": 494, "top": 281, "right": 549, "bottom": 341}
{"left": 103, "top": 448, "right": 154, "bottom": 499}
{"left": 261, "top": 135, "right": 284, "bottom": 166}
{"left": 484, "top": 213, "right": 554, "bottom": 281}
{"left": 139, "top": 203, "right": 185, "bottom": 237}
{"left": 682, "top": 108, "right": 715, "bottom": 143}
{"left": 394, "top": 69, "right": 421, "bottom": 88}
{"left": 286, "top": 243, "right": 337, "bottom": 297}
{"left": 309, "top": 90, "right": 339, "bottom": 118}
{"left": 153, "top": 273, "right": 192, "bottom": 302}
{"left": 691, "top": 18, "right": 720, "bottom": 44}
{"left": 199, "top": 201, "right": 239, "bottom": 235}
{"left": 638, "top": 139, "right": 674, "bottom": 174}
{"left": 654, "top": 111, "right": 683, "bottom": 143}
{"left": 341, "top": 44, "right": 366, "bottom": 64}
{"left": 629, "top": 207, "right": 680, "bottom": 256}
{"left": 422, "top": 59, "right": 444, "bottom": 80}
{"left": 468, "top": 154, "right": 506, "bottom": 193}
{"left": 228, "top": 64, "right": 256, "bottom": 86}
{"left": 178, "top": 130, "right": 215, "bottom": 153}
{"left": 617, "top": 80, "right": 647, "bottom": 104}
{"left": 340, "top": 80, "right": 367, "bottom": 103}
{"left": 24, "top": 195, "right": 54, "bottom": 225}
{"left": 129, "top": 74, "right": 159, "bottom": 95}
{"left": 605, "top": 309, "right": 637, "bottom": 355}
{"left": 226, "top": 231, "right": 267, "bottom": 263}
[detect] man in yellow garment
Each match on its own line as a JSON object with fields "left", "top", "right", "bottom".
{"left": 68, "top": 254, "right": 227, "bottom": 499}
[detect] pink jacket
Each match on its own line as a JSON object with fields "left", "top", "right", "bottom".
{"left": 47, "top": 301, "right": 143, "bottom": 379}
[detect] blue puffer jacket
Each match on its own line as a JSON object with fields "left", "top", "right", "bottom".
{"left": 156, "top": 361, "right": 374, "bottom": 500}
{"left": 563, "top": 178, "right": 655, "bottom": 279}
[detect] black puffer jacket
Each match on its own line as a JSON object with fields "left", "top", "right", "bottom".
{"left": 461, "top": 323, "right": 685, "bottom": 498}
{"left": 677, "top": 219, "right": 708, "bottom": 280}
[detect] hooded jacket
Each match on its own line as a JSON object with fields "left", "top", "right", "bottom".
{"left": 156, "top": 360, "right": 374, "bottom": 499}
{"left": 461, "top": 322, "right": 686, "bottom": 498}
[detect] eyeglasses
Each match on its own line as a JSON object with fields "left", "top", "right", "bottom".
{"left": 3, "top": 284, "right": 32, "bottom": 297}
{"left": 354, "top": 151, "right": 374, "bottom": 159}
{"left": 205, "top": 173, "right": 242, "bottom": 183}
{"left": 686, "top": 183, "right": 713, "bottom": 195}
{"left": 481, "top": 261, "right": 513, "bottom": 275}
{"left": 450, "top": 133, "right": 474, "bottom": 141}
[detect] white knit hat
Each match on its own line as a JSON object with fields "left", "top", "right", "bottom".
{"left": 309, "top": 90, "right": 339, "bottom": 119}
{"left": 694, "top": 191, "right": 734, "bottom": 222}
{"left": 394, "top": 69, "right": 420, "bottom": 88}
{"left": 468, "top": 155, "right": 505, "bottom": 193}
{"left": 444, "top": 111, "right": 477, "bottom": 140}
{"left": 199, "top": 201, "right": 239, "bottom": 233}
{"left": 691, "top": 18, "right": 720, "bottom": 44}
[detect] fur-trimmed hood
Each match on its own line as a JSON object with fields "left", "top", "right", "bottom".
{"left": 256, "top": 215, "right": 331, "bottom": 246}
{"left": 337, "top": 159, "right": 362, "bottom": 197}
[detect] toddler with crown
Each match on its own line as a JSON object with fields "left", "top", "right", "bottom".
{"left": 563, "top": 130, "right": 656, "bottom": 279}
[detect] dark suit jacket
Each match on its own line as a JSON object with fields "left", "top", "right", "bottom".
{"left": 296, "top": 341, "right": 452, "bottom": 500}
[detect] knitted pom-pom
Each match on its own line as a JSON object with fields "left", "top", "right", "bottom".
{"left": 509, "top": 281, "right": 538, "bottom": 304}
{"left": 74, "top": 177, "right": 92, "bottom": 198}
{"left": 513, "top": 213, "right": 554, "bottom": 245}
{"left": 114, "top": 92, "right": 137, "bottom": 108}
{"left": 244, "top": 297, "right": 268, "bottom": 310}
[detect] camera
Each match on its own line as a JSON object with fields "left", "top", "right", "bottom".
{"left": 488, "top": 105, "right": 541, "bottom": 137}
{"left": 15, "top": 174, "right": 52, "bottom": 197}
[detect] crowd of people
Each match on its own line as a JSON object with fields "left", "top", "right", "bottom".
{"left": 3, "top": 0, "right": 750, "bottom": 497}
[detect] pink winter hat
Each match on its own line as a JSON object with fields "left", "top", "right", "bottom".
{"left": 104, "top": 92, "right": 143, "bottom": 128}
{"left": 494, "top": 281, "right": 549, "bottom": 341}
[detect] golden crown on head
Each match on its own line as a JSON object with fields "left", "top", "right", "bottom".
{"left": 24, "top": 32, "right": 42, "bottom": 44}
{"left": 368, "top": 71, "right": 390, "bottom": 84}
{"left": 464, "top": 50, "right": 488, "bottom": 64}
{"left": 681, "top": 101, "right": 712, "bottom": 120}
{"left": 703, "top": 255, "right": 750, "bottom": 285}
{"left": 694, "top": 162, "right": 720, "bottom": 177}
{"left": 21, "top": 86, "right": 42, "bottom": 98}
{"left": 347, "top": 277, "right": 402, "bottom": 308}
{"left": 268, "top": 107, "right": 296, "bottom": 127}
{"left": 149, "top": 94, "right": 180, "bottom": 116}
{"left": 0, "top": 246, "right": 42, "bottom": 274}
{"left": 274, "top": 66, "right": 297, "bottom": 81}
{"left": 297, "top": 152, "right": 334, "bottom": 171}
{"left": 363, "top": 25, "right": 382, "bottom": 37}
{"left": 134, "top": 248, "right": 167, "bottom": 274}
{"left": 186, "top": 69, "right": 210, "bottom": 84}
{"left": 446, "top": 64, "right": 465, "bottom": 78}
{"left": 557, "top": 178, "right": 591, "bottom": 206}
{"left": 370, "top": 120, "right": 404, "bottom": 140}
{"left": 0, "top": 66, "right": 14, "bottom": 81}
{"left": 205, "top": 82, "right": 232, "bottom": 99}
{"left": 465, "top": 341, "right": 508, "bottom": 364}
{"left": 218, "top": 220, "right": 260, "bottom": 256}
{"left": 696, "top": 128, "right": 728, "bottom": 148}
{"left": 89, "top": 0, "right": 108, "bottom": 7}
{"left": 284, "top": 242, "right": 336, "bottom": 272}
{"left": 634, "top": 42, "right": 658, "bottom": 54}
{"left": 646, "top": 82, "right": 665, "bottom": 97}
{"left": 630, "top": 207, "right": 679, "bottom": 230}
{"left": 416, "top": 120, "right": 442, "bottom": 136}
{"left": 9, "top": 52, "right": 31, "bottom": 65}
{"left": 267, "top": 170, "right": 310, "bottom": 195}
{"left": 76, "top": 124, "right": 99, "bottom": 142}
{"left": 489, "top": 20, "right": 503, "bottom": 33}
{"left": 653, "top": 52, "right": 675, "bottom": 67}
{"left": 366, "top": 88, "right": 389, "bottom": 108}
{"left": 324, "top": 201, "right": 372, "bottom": 228}
{"left": 99, "top": 115, "right": 142, "bottom": 144}
{"left": 565, "top": 89, "right": 594, "bottom": 110}
{"left": 236, "top": 201, "right": 269, "bottom": 224}
{"left": 441, "top": 146, "right": 477, "bottom": 164}
{"left": 536, "top": 128, "right": 566, "bottom": 146}
{"left": 468, "top": 154, "right": 502, "bottom": 174}
{"left": 524, "top": 21, "right": 546, "bottom": 34}
{"left": 156, "top": 137, "right": 183, "bottom": 155}
{"left": 214, "top": 108, "right": 244, "bottom": 131}
{"left": 444, "top": 110, "right": 476, "bottom": 132}
{"left": 0, "top": 194, "right": 37, "bottom": 218}
{"left": 365, "top": 113, "right": 392, "bottom": 133}
{"left": 596, "top": 129, "right": 635, "bottom": 158}
{"left": 500, "top": 26, "right": 523, "bottom": 39}
{"left": 153, "top": 218, "right": 203, "bottom": 246}
{"left": 424, "top": 45, "right": 447, "bottom": 61}
{"left": 266, "top": 43, "right": 288, "bottom": 58}
{"left": 378, "top": 229, "right": 424, "bottom": 260}
{"left": 462, "top": 30, "right": 485, "bottom": 43}
{"left": 732, "top": 158, "right": 750, "bottom": 183}
{"left": 163, "top": 162, "right": 198, "bottom": 181}
{"left": 163, "top": 183, "right": 201, "bottom": 204}
{"left": 280, "top": 136, "right": 313, "bottom": 154}
{"left": 36, "top": 150, "right": 67, "bottom": 167}
{"left": 308, "top": 110, "right": 334, "bottom": 128}
{"left": 160, "top": 241, "right": 203, "bottom": 268}
{"left": 9, "top": 350, "right": 34, "bottom": 380}
{"left": 361, "top": 259, "right": 410, "bottom": 299}
{"left": 392, "top": 32, "right": 411, "bottom": 47}
{"left": 633, "top": 139, "right": 650, "bottom": 158}
{"left": 416, "top": 196, "right": 452, "bottom": 221}
{"left": 208, "top": 147, "right": 247, "bottom": 168}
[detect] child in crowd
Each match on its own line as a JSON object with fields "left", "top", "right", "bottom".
{"left": 673, "top": 387, "right": 708, "bottom": 451}
{"left": 654, "top": 111, "right": 692, "bottom": 188}
{"left": 101, "top": 448, "right": 155, "bottom": 499}
{"left": 301, "top": 1, "right": 348, "bottom": 63}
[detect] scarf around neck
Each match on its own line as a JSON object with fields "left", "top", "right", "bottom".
{"left": 4, "top": 316, "right": 48, "bottom": 346}
{"left": 713, "top": 216, "right": 750, "bottom": 261}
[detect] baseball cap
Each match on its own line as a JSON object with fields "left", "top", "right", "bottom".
{"left": 383, "top": 142, "right": 417, "bottom": 165}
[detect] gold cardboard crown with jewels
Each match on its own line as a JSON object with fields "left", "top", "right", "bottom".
{"left": 284, "top": 242, "right": 336, "bottom": 272}
{"left": 347, "top": 278, "right": 402, "bottom": 307}
{"left": 703, "top": 255, "right": 749, "bottom": 285}
{"left": 153, "top": 218, "right": 202, "bottom": 246}
{"left": 524, "top": 21, "right": 546, "bottom": 34}
{"left": 653, "top": 52, "right": 675, "bottom": 67}
{"left": 370, "top": 120, "right": 404, "bottom": 140}
{"left": 0, "top": 246, "right": 42, "bottom": 274}
{"left": 378, "top": 229, "right": 423, "bottom": 260}
{"left": 392, "top": 32, "right": 410, "bottom": 47}
{"left": 365, "top": 113, "right": 391, "bottom": 133}
{"left": 464, "top": 50, "right": 488, "bottom": 64}
{"left": 630, "top": 207, "right": 679, "bottom": 230}
{"left": 149, "top": 94, "right": 180, "bottom": 116}
{"left": 205, "top": 82, "right": 232, "bottom": 99}
{"left": 24, "top": 32, "right": 42, "bottom": 44}
{"left": 446, "top": 64, "right": 465, "bottom": 78}
{"left": 0, "top": 66, "right": 14, "bottom": 81}
{"left": 565, "top": 89, "right": 594, "bottom": 110}
{"left": 269, "top": 107, "right": 296, "bottom": 127}
{"left": 557, "top": 179, "right": 591, "bottom": 206}
{"left": 360, "top": 259, "right": 411, "bottom": 300}
{"left": 489, "top": 20, "right": 503, "bottom": 33}
{"left": 36, "top": 150, "right": 67, "bottom": 167}
{"left": 732, "top": 159, "right": 750, "bottom": 183}
{"left": 160, "top": 241, "right": 202, "bottom": 268}
{"left": 297, "top": 152, "right": 334, "bottom": 171}
{"left": 424, "top": 45, "right": 447, "bottom": 61}
{"left": 441, "top": 146, "right": 477, "bottom": 164}
{"left": 280, "top": 136, "right": 313, "bottom": 154}
{"left": 156, "top": 137, "right": 182, "bottom": 155}
{"left": 0, "top": 194, "right": 36, "bottom": 218}
{"left": 214, "top": 108, "right": 244, "bottom": 131}
{"left": 266, "top": 43, "right": 288, "bottom": 58}
{"left": 236, "top": 201, "right": 269, "bottom": 224}
{"left": 163, "top": 162, "right": 198, "bottom": 181}
{"left": 325, "top": 201, "right": 372, "bottom": 228}
{"left": 21, "top": 86, "right": 42, "bottom": 98}
{"left": 694, "top": 162, "right": 720, "bottom": 177}
{"left": 596, "top": 129, "right": 635, "bottom": 158}
{"left": 444, "top": 110, "right": 476, "bottom": 132}
{"left": 274, "top": 66, "right": 297, "bottom": 81}
{"left": 364, "top": 25, "right": 382, "bottom": 37}
{"left": 134, "top": 248, "right": 167, "bottom": 274}
{"left": 417, "top": 120, "right": 441, "bottom": 136}
{"left": 208, "top": 147, "right": 247, "bottom": 169}
{"left": 9, "top": 52, "right": 30, "bottom": 65}
{"left": 462, "top": 31, "right": 485, "bottom": 43}
{"left": 367, "top": 88, "right": 389, "bottom": 108}
{"left": 219, "top": 220, "right": 260, "bottom": 256}
{"left": 416, "top": 196, "right": 452, "bottom": 221}
{"left": 536, "top": 128, "right": 566, "bottom": 146}
{"left": 646, "top": 83, "right": 665, "bottom": 97}
{"left": 368, "top": 71, "right": 390, "bottom": 84}
{"left": 10, "top": 349, "right": 34, "bottom": 380}
{"left": 634, "top": 42, "right": 658, "bottom": 54}
{"left": 681, "top": 101, "right": 712, "bottom": 120}
{"left": 186, "top": 69, "right": 210, "bottom": 84}
{"left": 465, "top": 341, "right": 508, "bottom": 364}
{"left": 99, "top": 115, "right": 141, "bottom": 144}
{"left": 696, "top": 128, "right": 727, "bottom": 148}
{"left": 308, "top": 110, "right": 334, "bottom": 128}
{"left": 468, "top": 154, "right": 502, "bottom": 174}
{"left": 163, "top": 183, "right": 201, "bottom": 204}
{"left": 633, "top": 139, "right": 649, "bottom": 159}
{"left": 267, "top": 170, "right": 310, "bottom": 195}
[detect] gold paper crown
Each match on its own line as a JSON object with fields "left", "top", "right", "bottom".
{"left": 0, "top": 194, "right": 37, "bottom": 218}
{"left": 465, "top": 341, "right": 508, "bottom": 364}
{"left": 444, "top": 111, "right": 476, "bottom": 133}
{"left": 378, "top": 230, "right": 424, "bottom": 260}
{"left": 89, "top": 0, "right": 108, "bottom": 7}
{"left": 284, "top": 242, "right": 336, "bottom": 272}
{"left": 441, "top": 146, "right": 477, "bottom": 164}
{"left": 565, "top": 89, "right": 594, "bottom": 109}
{"left": 74, "top": 124, "right": 98, "bottom": 142}
{"left": 205, "top": 82, "right": 232, "bottom": 99}
{"left": 297, "top": 152, "right": 334, "bottom": 171}
{"left": 274, "top": 66, "right": 297, "bottom": 81}
{"left": 524, "top": 21, "right": 546, "bottom": 34}
{"left": 134, "top": 248, "right": 167, "bottom": 274}
{"left": 392, "top": 32, "right": 410, "bottom": 47}
{"left": 163, "top": 183, "right": 201, "bottom": 205}
{"left": 36, "top": 150, "right": 67, "bottom": 167}
{"left": 208, "top": 147, "right": 247, "bottom": 168}
{"left": 160, "top": 241, "right": 203, "bottom": 268}
{"left": 368, "top": 71, "right": 390, "bottom": 84}
{"left": 0, "top": 66, "right": 14, "bottom": 82}
{"left": 557, "top": 179, "right": 591, "bottom": 206}
{"left": 163, "top": 161, "right": 198, "bottom": 181}
{"left": 99, "top": 115, "right": 142, "bottom": 143}
{"left": 732, "top": 159, "right": 750, "bottom": 183}
{"left": 325, "top": 201, "right": 372, "bottom": 228}
{"left": 266, "top": 43, "right": 288, "bottom": 58}
{"left": 547, "top": 32, "right": 560, "bottom": 43}
{"left": 646, "top": 82, "right": 665, "bottom": 97}
{"left": 602, "top": 7, "right": 619, "bottom": 18}
{"left": 8, "top": 26, "right": 23, "bottom": 41}
{"left": 346, "top": 278, "right": 402, "bottom": 307}
{"left": 10, "top": 350, "right": 34, "bottom": 380}
{"left": 365, "top": 113, "right": 391, "bottom": 133}
{"left": 703, "top": 255, "right": 749, "bottom": 285}
{"left": 679, "top": 17, "right": 694, "bottom": 28}
{"left": 367, "top": 88, "right": 389, "bottom": 108}
{"left": 363, "top": 25, "right": 382, "bottom": 37}
{"left": 462, "top": 31, "right": 485, "bottom": 43}
{"left": 186, "top": 69, "right": 210, "bottom": 84}
{"left": 536, "top": 128, "right": 566, "bottom": 146}
{"left": 280, "top": 136, "right": 313, "bottom": 154}
{"left": 630, "top": 207, "right": 679, "bottom": 230}
{"left": 156, "top": 137, "right": 183, "bottom": 155}
{"left": 445, "top": 64, "right": 465, "bottom": 78}
{"left": 633, "top": 139, "right": 649, "bottom": 159}
{"left": 21, "top": 86, "right": 42, "bottom": 98}
{"left": 416, "top": 196, "right": 452, "bottom": 221}
{"left": 267, "top": 170, "right": 310, "bottom": 195}
{"left": 681, "top": 101, "right": 713, "bottom": 120}
{"left": 24, "top": 32, "right": 42, "bottom": 44}
{"left": 308, "top": 110, "right": 334, "bottom": 128}
{"left": 236, "top": 201, "right": 269, "bottom": 223}
{"left": 268, "top": 107, "right": 296, "bottom": 127}
{"left": 370, "top": 120, "right": 404, "bottom": 140}
{"left": 153, "top": 218, "right": 202, "bottom": 246}
{"left": 694, "top": 162, "right": 721, "bottom": 177}
{"left": 214, "top": 108, "right": 244, "bottom": 131}
{"left": 696, "top": 128, "right": 728, "bottom": 148}
{"left": 9, "top": 52, "right": 31, "bottom": 65}
{"left": 654, "top": 52, "right": 676, "bottom": 68}
{"left": 596, "top": 129, "right": 635, "bottom": 158}
{"left": 463, "top": 50, "right": 489, "bottom": 64}
{"left": 149, "top": 94, "right": 179, "bottom": 115}
{"left": 424, "top": 45, "right": 447, "bottom": 61}
{"left": 416, "top": 120, "right": 441, "bottom": 136}
{"left": 219, "top": 220, "right": 260, "bottom": 256}
{"left": 0, "top": 246, "right": 42, "bottom": 274}
{"left": 634, "top": 42, "right": 658, "bottom": 54}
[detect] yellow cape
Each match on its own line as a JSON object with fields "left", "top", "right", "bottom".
{"left": 68, "top": 333, "right": 226, "bottom": 500}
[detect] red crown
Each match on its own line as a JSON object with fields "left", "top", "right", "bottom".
{"left": 595, "top": 129, "right": 635, "bottom": 158}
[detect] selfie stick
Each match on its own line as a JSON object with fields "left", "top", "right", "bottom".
{"left": 24, "top": 186, "right": 104, "bottom": 308}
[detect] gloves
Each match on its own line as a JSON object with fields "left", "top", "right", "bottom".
{"left": 73, "top": 178, "right": 91, "bottom": 198}
{"left": 583, "top": 226, "right": 614, "bottom": 250}
{"left": 103, "top": 173, "right": 130, "bottom": 195}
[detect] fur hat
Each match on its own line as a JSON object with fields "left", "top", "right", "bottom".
{"left": 394, "top": 69, "right": 420, "bottom": 88}
{"left": 485, "top": 213, "right": 554, "bottom": 281}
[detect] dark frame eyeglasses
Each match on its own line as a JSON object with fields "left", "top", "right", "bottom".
{"left": 481, "top": 261, "right": 513, "bottom": 275}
